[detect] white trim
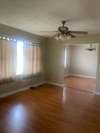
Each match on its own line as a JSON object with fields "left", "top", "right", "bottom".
{"left": 0, "top": 86, "right": 30, "bottom": 98}
{"left": 65, "top": 73, "right": 96, "bottom": 79}
{"left": 46, "top": 81, "right": 64, "bottom": 87}
{"left": 95, "top": 92, "right": 100, "bottom": 95}
{"left": 33, "top": 81, "right": 46, "bottom": 87}
{"left": 0, "top": 81, "right": 46, "bottom": 98}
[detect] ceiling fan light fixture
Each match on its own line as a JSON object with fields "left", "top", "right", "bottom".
{"left": 59, "top": 34, "right": 64, "bottom": 40}
{"left": 86, "top": 44, "right": 96, "bottom": 51}
{"left": 66, "top": 35, "right": 71, "bottom": 40}
{"left": 87, "top": 48, "right": 96, "bottom": 51}
{"left": 55, "top": 35, "right": 59, "bottom": 40}
{"left": 55, "top": 34, "right": 72, "bottom": 41}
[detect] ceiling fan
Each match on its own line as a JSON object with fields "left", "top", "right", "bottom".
{"left": 54, "top": 20, "right": 88, "bottom": 40}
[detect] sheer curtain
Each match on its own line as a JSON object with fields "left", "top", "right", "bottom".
{"left": 32, "top": 46, "right": 42, "bottom": 74}
{"left": 23, "top": 44, "right": 42, "bottom": 77}
{"left": 0, "top": 40, "right": 16, "bottom": 81}
{"left": 0, "top": 39, "right": 42, "bottom": 82}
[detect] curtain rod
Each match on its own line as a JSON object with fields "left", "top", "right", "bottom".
{"left": 0, "top": 35, "right": 40, "bottom": 45}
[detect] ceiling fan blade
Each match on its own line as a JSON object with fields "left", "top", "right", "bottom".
{"left": 70, "top": 34, "right": 76, "bottom": 38}
{"left": 35, "top": 30, "right": 58, "bottom": 32}
{"left": 69, "top": 31, "right": 88, "bottom": 34}
{"left": 66, "top": 32, "right": 76, "bottom": 38}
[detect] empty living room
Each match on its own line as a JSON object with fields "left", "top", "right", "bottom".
{"left": 0, "top": 0, "right": 100, "bottom": 133}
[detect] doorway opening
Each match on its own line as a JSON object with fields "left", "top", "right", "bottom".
{"left": 64, "top": 43, "right": 98, "bottom": 93}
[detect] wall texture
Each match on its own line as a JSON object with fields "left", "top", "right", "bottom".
{"left": 68, "top": 44, "right": 98, "bottom": 77}
{"left": 46, "top": 39, "right": 65, "bottom": 85}
{"left": 0, "top": 24, "right": 46, "bottom": 96}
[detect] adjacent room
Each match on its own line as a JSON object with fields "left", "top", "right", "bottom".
{"left": 0, "top": 0, "right": 100, "bottom": 133}
{"left": 64, "top": 44, "right": 98, "bottom": 92}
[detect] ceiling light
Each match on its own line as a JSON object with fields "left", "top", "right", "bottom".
{"left": 54, "top": 20, "right": 88, "bottom": 41}
{"left": 7, "top": 37, "right": 10, "bottom": 41}
{"left": 86, "top": 44, "right": 96, "bottom": 51}
{"left": 66, "top": 35, "right": 71, "bottom": 40}
{"left": 3, "top": 36, "right": 6, "bottom": 39}
{"left": 55, "top": 35, "right": 59, "bottom": 40}
{"left": 55, "top": 33, "right": 71, "bottom": 41}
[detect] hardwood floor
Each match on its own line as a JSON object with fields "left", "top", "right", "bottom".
{"left": 0, "top": 84, "right": 100, "bottom": 133}
{"left": 65, "top": 76, "right": 96, "bottom": 92}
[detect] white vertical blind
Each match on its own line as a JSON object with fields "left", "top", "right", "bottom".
{"left": 0, "top": 40, "right": 16, "bottom": 80}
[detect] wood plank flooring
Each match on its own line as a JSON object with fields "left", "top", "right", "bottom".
{"left": 65, "top": 76, "right": 96, "bottom": 92}
{"left": 0, "top": 84, "right": 100, "bottom": 133}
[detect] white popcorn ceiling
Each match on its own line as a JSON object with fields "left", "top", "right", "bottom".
{"left": 0, "top": 0, "right": 100, "bottom": 37}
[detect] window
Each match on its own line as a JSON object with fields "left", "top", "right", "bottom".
{"left": 16, "top": 41, "right": 23, "bottom": 75}
{"left": 33, "top": 46, "right": 41, "bottom": 74}
{"left": 0, "top": 40, "right": 16, "bottom": 81}
{"left": 23, "top": 45, "right": 42, "bottom": 76}
{"left": 0, "top": 39, "right": 42, "bottom": 82}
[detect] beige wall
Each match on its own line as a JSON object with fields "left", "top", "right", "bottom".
{"left": 45, "top": 39, "right": 65, "bottom": 85}
{"left": 68, "top": 44, "right": 98, "bottom": 77}
{"left": 46, "top": 34, "right": 100, "bottom": 93}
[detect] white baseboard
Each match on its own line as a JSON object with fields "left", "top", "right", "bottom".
{"left": 65, "top": 73, "right": 96, "bottom": 79}
{"left": 33, "top": 81, "right": 46, "bottom": 87}
{"left": 0, "top": 81, "right": 64, "bottom": 98}
{"left": 0, "top": 81, "right": 46, "bottom": 98}
{"left": 46, "top": 81, "right": 64, "bottom": 87}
